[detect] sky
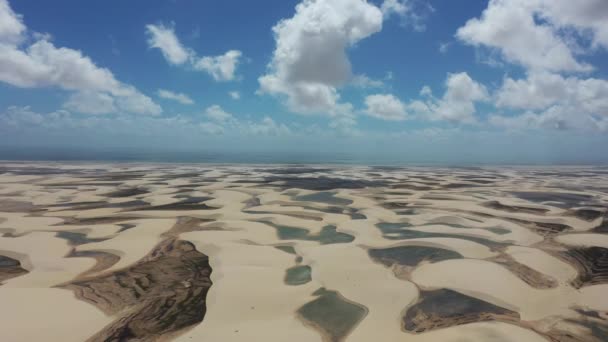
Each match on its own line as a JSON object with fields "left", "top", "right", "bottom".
{"left": 1, "top": 0, "right": 608, "bottom": 164}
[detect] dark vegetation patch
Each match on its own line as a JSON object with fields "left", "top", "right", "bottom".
{"left": 558, "top": 247, "right": 608, "bottom": 288}
{"left": 0, "top": 255, "right": 28, "bottom": 283}
{"left": 62, "top": 239, "right": 213, "bottom": 342}
{"left": 403, "top": 289, "right": 519, "bottom": 333}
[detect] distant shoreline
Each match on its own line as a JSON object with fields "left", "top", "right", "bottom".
{"left": 0, "top": 159, "right": 606, "bottom": 169}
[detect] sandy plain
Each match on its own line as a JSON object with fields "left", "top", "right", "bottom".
{"left": 0, "top": 162, "right": 607, "bottom": 341}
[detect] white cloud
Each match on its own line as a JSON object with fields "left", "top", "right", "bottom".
{"left": 456, "top": 0, "right": 594, "bottom": 72}
{"left": 0, "top": 1, "right": 161, "bottom": 116}
{"left": 246, "top": 117, "right": 292, "bottom": 136}
{"left": 0, "top": 0, "right": 25, "bottom": 45}
{"left": 64, "top": 91, "right": 117, "bottom": 115}
{"left": 496, "top": 72, "right": 608, "bottom": 115}
{"left": 258, "top": 0, "right": 383, "bottom": 114}
{"left": 364, "top": 94, "right": 407, "bottom": 121}
{"left": 145, "top": 22, "right": 242, "bottom": 82}
{"left": 0, "top": 40, "right": 121, "bottom": 90}
{"left": 381, "top": 0, "right": 409, "bottom": 18}
{"left": 490, "top": 70, "right": 608, "bottom": 132}
{"left": 380, "top": 0, "right": 433, "bottom": 31}
{"left": 444, "top": 72, "right": 488, "bottom": 103}
{"left": 351, "top": 74, "right": 385, "bottom": 88}
{"left": 536, "top": 0, "right": 608, "bottom": 50}
{"left": 419, "top": 85, "right": 432, "bottom": 97}
{"left": 411, "top": 72, "right": 488, "bottom": 123}
{"left": 0, "top": 106, "right": 44, "bottom": 126}
{"left": 489, "top": 106, "right": 606, "bottom": 132}
{"left": 63, "top": 87, "right": 162, "bottom": 116}
{"left": 157, "top": 89, "right": 194, "bottom": 105}
{"left": 0, "top": 105, "right": 305, "bottom": 139}
{"left": 457, "top": 0, "right": 608, "bottom": 132}
{"left": 114, "top": 86, "right": 162, "bottom": 115}
{"left": 204, "top": 104, "right": 234, "bottom": 123}
{"left": 193, "top": 50, "right": 241, "bottom": 81}
{"left": 229, "top": 91, "right": 240, "bottom": 100}
{"left": 199, "top": 108, "right": 292, "bottom": 136}
{"left": 145, "top": 23, "right": 190, "bottom": 65}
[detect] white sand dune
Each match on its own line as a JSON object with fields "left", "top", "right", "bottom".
{"left": 0, "top": 163, "right": 606, "bottom": 341}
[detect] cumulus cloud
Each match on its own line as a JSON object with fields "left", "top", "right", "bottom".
{"left": 434, "top": 72, "right": 488, "bottom": 123}
{"left": 536, "top": 0, "right": 608, "bottom": 50}
{"left": 496, "top": 72, "right": 608, "bottom": 115}
{"left": 489, "top": 71, "right": 608, "bottom": 132}
{"left": 145, "top": 23, "right": 242, "bottom": 81}
{"left": 157, "top": 89, "right": 194, "bottom": 105}
{"left": 258, "top": 0, "right": 383, "bottom": 114}
{"left": 381, "top": 0, "right": 433, "bottom": 31}
{"left": 64, "top": 91, "right": 117, "bottom": 115}
{"left": 193, "top": 50, "right": 242, "bottom": 81}
{"left": 456, "top": 0, "right": 595, "bottom": 72}
{"left": 364, "top": 94, "right": 407, "bottom": 121}
{"left": 0, "top": 40, "right": 121, "bottom": 90}
{"left": 229, "top": 91, "right": 240, "bottom": 100}
{"left": 145, "top": 23, "right": 190, "bottom": 65}
{"left": 459, "top": 0, "right": 608, "bottom": 132}
{"left": 489, "top": 106, "right": 607, "bottom": 132}
{"left": 204, "top": 104, "right": 234, "bottom": 123}
{"left": 409, "top": 72, "right": 488, "bottom": 124}
{"left": 419, "top": 85, "right": 432, "bottom": 97}
{"left": 0, "top": 0, "right": 25, "bottom": 45}
{"left": 0, "top": 1, "right": 161, "bottom": 116}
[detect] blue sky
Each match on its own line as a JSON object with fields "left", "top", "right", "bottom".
{"left": 1, "top": 0, "right": 608, "bottom": 164}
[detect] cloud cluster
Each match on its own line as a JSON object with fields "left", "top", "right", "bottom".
{"left": 199, "top": 105, "right": 291, "bottom": 136}
{"left": 408, "top": 72, "right": 488, "bottom": 124}
{"left": 456, "top": 0, "right": 608, "bottom": 132}
{"left": 489, "top": 71, "right": 608, "bottom": 132}
{"left": 3, "top": 0, "right": 608, "bottom": 140}
{"left": 258, "top": 0, "right": 383, "bottom": 114}
{"left": 455, "top": 0, "right": 604, "bottom": 72}
{"left": 146, "top": 23, "right": 242, "bottom": 81}
{"left": 496, "top": 72, "right": 608, "bottom": 115}
{"left": 0, "top": 0, "right": 161, "bottom": 116}
{"left": 489, "top": 107, "right": 608, "bottom": 132}
{"left": 457, "top": 4, "right": 581, "bottom": 72}
{"left": 1, "top": 105, "right": 295, "bottom": 139}
{"left": 364, "top": 94, "right": 407, "bottom": 121}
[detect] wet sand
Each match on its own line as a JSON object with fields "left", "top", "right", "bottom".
{"left": 0, "top": 162, "right": 607, "bottom": 341}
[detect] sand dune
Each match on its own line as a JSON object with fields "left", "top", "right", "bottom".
{"left": 0, "top": 163, "right": 607, "bottom": 341}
